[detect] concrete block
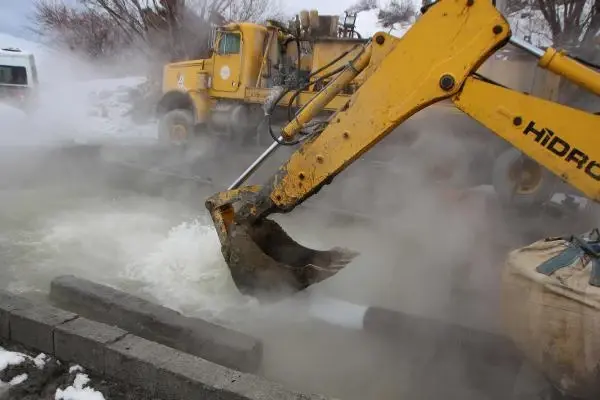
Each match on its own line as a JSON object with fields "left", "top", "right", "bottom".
{"left": 0, "top": 315, "right": 6, "bottom": 342}
{"left": 363, "top": 306, "right": 524, "bottom": 396}
{"left": 50, "top": 275, "right": 262, "bottom": 372}
{"left": 9, "top": 304, "right": 77, "bottom": 354}
{"left": 0, "top": 291, "right": 34, "bottom": 339}
{"left": 54, "top": 317, "right": 127, "bottom": 374}
{"left": 0, "top": 385, "right": 8, "bottom": 400}
{"left": 104, "top": 334, "right": 161, "bottom": 395}
{"left": 105, "top": 334, "right": 327, "bottom": 400}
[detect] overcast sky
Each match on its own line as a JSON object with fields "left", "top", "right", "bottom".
{"left": 1, "top": 1, "right": 37, "bottom": 39}
{"left": 0, "top": 0, "right": 397, "bottom": 40}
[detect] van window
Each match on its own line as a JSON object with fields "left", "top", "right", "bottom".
{"left": 217, "top": 32, "right": 241, "bottom": 55}
{"left": 0, "top": 65, "right": 27, "bottom": 85}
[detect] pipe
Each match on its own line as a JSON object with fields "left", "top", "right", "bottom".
{"left": 509, "top": 37, "right": 544, "bottom": 58}
{"left": 306, "top": 296, "right": 512, "bottom": 346}
{"left": 280, "top": 43, "right": 373, "bottom": 141}
{"left": 539, "top": 47, "right": 600, "bottom": 97}
{"left": 509, "top": 36, "right": 600, "bottom": 97}
{"left": 228, "top": 139, "right": 281, "bottom": 190}
{"left": 256, "top": 29, "right": 275, "bottom": 87}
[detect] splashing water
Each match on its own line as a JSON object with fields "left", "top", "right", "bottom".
{"left": 123, "top": 217, "right": 259, "bottom": 318}
{"left": 3, "top": 195, "right": 257, "bottom": 320}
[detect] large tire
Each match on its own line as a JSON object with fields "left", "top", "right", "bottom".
{"left": 492, "top": 147, "right": 556, "bottom": 207}
{"left": 157, "top": 109, "right": 194, "bottom": 146}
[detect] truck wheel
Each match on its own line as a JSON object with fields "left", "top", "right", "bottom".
{"left": 158, "top": 109, "right": 194, "bottom": 146}
{"left": 492, "top": 147, "right": 556, "bottom": 207}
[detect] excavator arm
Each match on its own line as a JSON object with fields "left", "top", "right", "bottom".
{"left": 206, "top": 0, "right": 600, "bottom": 300}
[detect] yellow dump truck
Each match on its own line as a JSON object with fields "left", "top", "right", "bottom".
{"left": 156, "top": 8, "right": 562, "bottom": 197}
{"left": 157, "top": 10, "right": 369, "bottom": 145}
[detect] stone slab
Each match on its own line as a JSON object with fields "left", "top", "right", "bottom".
{"left": 50, "top": 275, "right": 262, "bottom": 372}
{"left": 54, "top": 317, "right": 127, "bottom": 374}
{"left": 0, "top": 291, "right": 34, "bottom": 339}
{"left": 9, "top": 303, "right": 77, "bottom": 354}
{"left": 105, "top": 334, "right": 328, "bottom": 400}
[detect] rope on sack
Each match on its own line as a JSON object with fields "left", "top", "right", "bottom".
{"left": 536, "top": 228, "right": 600, "bottom": 287}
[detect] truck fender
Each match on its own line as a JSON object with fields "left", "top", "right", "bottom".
{"left": 156, "top": 90, "right": 210, "bottom": 124}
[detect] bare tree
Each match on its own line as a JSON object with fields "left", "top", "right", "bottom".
{"left": 504, "top": 0, "right": 600, "bottom": 108}
{"left": 346, "top": 0, "right": 378, "bottom": 14}
{"left": 505, "top": 0, "right": 600, "bottom": 53}
{"left": 203, "top": 0, "right": 284, "bottom": 22}
{"left": 33, "top": 0, "right": 283, "bottom": 63}
{"left": 32, "top": 0, "right": 126, "bottom": 59}
{"left": 378, "top": 0, "right": 416, "bottom": 29}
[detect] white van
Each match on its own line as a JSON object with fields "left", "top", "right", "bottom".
{"left": 0, "top": 47, "right": 39, "bottom": 111}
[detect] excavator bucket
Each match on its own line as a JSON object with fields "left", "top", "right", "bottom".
{"left": 206, "top": 189, "right": 359, "bottom": 300}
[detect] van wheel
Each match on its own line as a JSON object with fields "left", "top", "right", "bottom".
{"left": 158, "top": 109, "right": 194, "bottom": 146}
{"left": 492, "top": 147, "right": 556, "bottom": 207}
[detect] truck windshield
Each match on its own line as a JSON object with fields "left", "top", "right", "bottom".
{"left": 0, "top": 65, "right": 27, "bottom": 85}
{"left": 218, "top": 32, "right": 241, "bottom": 55}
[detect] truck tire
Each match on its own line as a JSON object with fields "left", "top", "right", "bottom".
{"left": 158, "top": 109, "right": 194, "bottom": 146}
{"left": 492, "top": 147, "right": 556, "bottom": 207}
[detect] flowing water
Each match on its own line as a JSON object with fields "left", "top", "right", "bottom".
{"left": 0, "top": 134, "right": 578, "bottom": 399}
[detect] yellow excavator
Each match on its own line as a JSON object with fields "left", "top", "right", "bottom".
{"left": 204, "top": 0, "right": 600, "bottom": 301}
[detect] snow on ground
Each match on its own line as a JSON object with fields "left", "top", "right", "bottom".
{"left": 0, "top": 347, "right": 28, "bottom": 372}
{"left": 0, "top": 346, "right": 106, "bottom": 399}
{"left": 0, "top": 346, "right": 41, "bottom": 390}
{"left": 26, "top": 74, "right": 156, "bottom": 145}
{"left": 355, "top": 8, "right": 413, "bottom": 37}
{"left": 0, "top": 33, "right": 157, "bottom": 147}
{"left": 55, "top": 371, "right": 106, "bottom": 400}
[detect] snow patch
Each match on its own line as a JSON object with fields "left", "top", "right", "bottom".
{"left": 0, "top": 346, "right": 36, "bottom": 387}
{"left": 9, "top": 373, "right": 28, "bottom": 385}
{"left": 69, "top": 365, "right": 84, "bottom": 374}
{"left": 55, "top": 372, "right": 105, "bottom": 400}
{"left": 34, "top": 353, "right": 48, "bottom": 369}
{"left": 0, "top": 347, "right": 27, "bottom": 371}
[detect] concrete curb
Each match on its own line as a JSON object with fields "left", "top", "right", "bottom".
{"left": 0, "top": 290, "right": 330, "bottom": 400}
{"left": 49, "top": 275, "right": 262, "bottom": 373}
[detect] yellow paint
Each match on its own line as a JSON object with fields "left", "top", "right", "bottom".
{"left": 243, "top": 88, "right": 351, "bottom": 111}
{"left": 270, "top": 0, "right": 510, "bottom": 205}
{"left": 256, "top": 28, "right": 276, "bottom": 87}
{"left": 212, "top": 30, "right": 242, "bottom": 92}
{"left": 160, "top": 3, "right": 562, "bottom": 141}
{"left": 203, "top": 0, "right": 600, "bottom": 295}
{"left": 162, "top": 59, "right": 210, "bottom": 94}
{"left": 189, "top": 91, "right": 212, "bottom": 123}
{"left": 455, "top": 76, "right": 600, "bottom": 201}
{"left": 159, "top": 19, "right": 380, "bottom": 124}
{"left": 281, "top": 44, "right": 372, "bottom": 140}
{"left": 539, "top": 47, "right": 600, "bottom": 96}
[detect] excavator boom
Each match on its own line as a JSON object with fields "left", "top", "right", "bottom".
{"left": 206, "top": 0, "right": 600, "bottom": 300}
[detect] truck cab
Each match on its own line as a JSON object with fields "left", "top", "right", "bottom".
{"left": 0, "top": 47, "right": 39, "bottom": 112}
